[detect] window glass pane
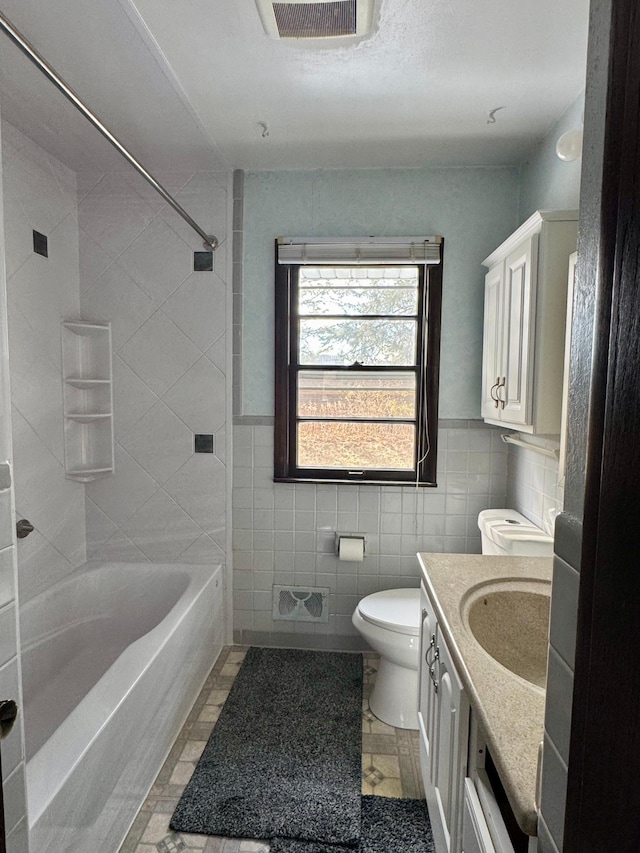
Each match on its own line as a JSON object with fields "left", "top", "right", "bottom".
{"left": 297, "top": 421, "right": 415, "bottom": 470}
{"left": 299, "top": 318, "right": 416, "bottom": 365}
{"left": 299, "top": 267, "right": 418, "bottom": 316}
{"left": 298, "top": 371, "right": 416, "bottom": 419}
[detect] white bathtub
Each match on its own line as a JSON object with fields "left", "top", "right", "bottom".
{"left": 19, "top": 561, "right": 224, "bottom": 853}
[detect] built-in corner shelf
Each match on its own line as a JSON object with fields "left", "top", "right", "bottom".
{"left": 61, "top": 320, "right": 114, "bottom": 482}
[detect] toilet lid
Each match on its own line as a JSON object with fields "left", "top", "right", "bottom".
{"left": 358, "top": 588, "right": 421, "bottom": 636}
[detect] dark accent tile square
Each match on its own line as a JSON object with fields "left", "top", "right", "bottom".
{"left": 33, "top": 230, "right": 48, "bottom": 257}
{"left": 194, "top": 251, "right": 213, "bottom": 271}
{"left": 195, "top": 433, "right": 214, "bottom": 453}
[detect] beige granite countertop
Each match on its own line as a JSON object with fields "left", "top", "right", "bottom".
{"left": 417, "top": 552, "right": 553, "bottom": 837}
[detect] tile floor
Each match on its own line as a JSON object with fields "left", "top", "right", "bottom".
{"left": 118, "top": 646, "right": 425, "bottom": 853}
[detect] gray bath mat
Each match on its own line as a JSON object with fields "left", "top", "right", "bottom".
{"left": 269, "top": 796, "right": 435, "bottom": 853}
{"left": 170, "top": 647, "right": 363, "bottom": 846}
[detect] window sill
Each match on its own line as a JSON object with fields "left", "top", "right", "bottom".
{"left": 273, "top": 476, "right": 438, "bottom": 487}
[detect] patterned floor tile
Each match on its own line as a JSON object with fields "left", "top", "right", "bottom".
{"left": 156, "top": 833, "right": 189, "bottom": 851}
{"left": 119, "top": 646, "right": 424, "bottom": 853}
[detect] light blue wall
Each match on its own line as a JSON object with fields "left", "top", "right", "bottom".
{"left": 519, "top": 93, "right": 584, "bottom": 221}
{"left": 242, "top": 167, "right": 520, "bottom": 418}
{"left": 508, "top": 92, "right": 584, "bottom": 530}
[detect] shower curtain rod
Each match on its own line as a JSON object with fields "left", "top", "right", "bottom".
{"left": 0, "top": 12, "right": 218, "bottom": 250}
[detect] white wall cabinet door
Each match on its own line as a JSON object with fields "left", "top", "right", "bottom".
{"left": 499, "top": 235, "right": 537, "bottom": 426}
{"left": 431, "top": 626, "right": 470, "bottom": 853}
{"left": 481, "top": 210, "right": 578, "bottom": 434}
{"left": 480, "top": 263, "right": 504, "bottom": 420}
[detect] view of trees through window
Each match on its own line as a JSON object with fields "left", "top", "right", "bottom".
{"left": 296, "top": 267, "right": 421, "bottom": 471}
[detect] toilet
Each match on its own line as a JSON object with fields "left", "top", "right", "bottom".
{"left": 478, "top": 508, "right": 554, "bottom": 557}
{"left": 351, "top": 510, "right": 552, "bottom": 731}
{"left": 352, "top": 588, "right": 421, "bottom": 730}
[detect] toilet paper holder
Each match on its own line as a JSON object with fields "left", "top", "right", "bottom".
{"left": 335, "top": 533, "right": 366, "bottom": 558}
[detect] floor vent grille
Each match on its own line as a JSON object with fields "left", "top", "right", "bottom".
{"left": 273, "top": 585, "right": 330, "bottom": 622}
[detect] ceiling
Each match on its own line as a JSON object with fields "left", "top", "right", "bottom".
{"left": 0, "top": 0, "right": 590, "bottom": 173}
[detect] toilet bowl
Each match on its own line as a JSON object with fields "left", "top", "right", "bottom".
{"left": 352, "top": 588, "right": 420, "bottom": 730}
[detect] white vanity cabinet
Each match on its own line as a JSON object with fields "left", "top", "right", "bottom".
{"left": 432, "top": 623, "right": 470, "bottom": 853}
{"left": 462, "top": 778, "right": 496, "bottom": 853}
{"left": 419, "top": 583, "right": 438, "bottom": 760}
{"left": 481, "top": 210, "right": 578, "bottom": 433}
{"left": 419, "top": 583, "right": 469, "bottom": 853}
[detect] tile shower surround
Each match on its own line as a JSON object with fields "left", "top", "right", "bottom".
{"left": 232, "top": 420, "right": 510, "bottom": 648}
{"left": 1, "top": 120, "right": 81, "bottom": 848}
{"left": 2, "top": 116, "right": 232, "bottom": 589}
{"left": 2, "top": 120, "right": 86, "bottom": 608}
{"left": 78, "top": 168, "right": 231, "bottom": 567}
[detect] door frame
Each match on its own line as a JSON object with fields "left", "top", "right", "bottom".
{"left": 565, "top": 1, "right": 640, "bottom": 849}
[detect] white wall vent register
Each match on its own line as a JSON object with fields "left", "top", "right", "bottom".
{"left": 255, "top": 0, "right": 376, "bottom": 40}
{"left": 273, "top": 586, "right": 329, "bottom": 622}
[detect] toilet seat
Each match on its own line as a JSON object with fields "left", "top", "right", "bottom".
{"left": 357, "top": 588, "right": 420, "bottom": 636}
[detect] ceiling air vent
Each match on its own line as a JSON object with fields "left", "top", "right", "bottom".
{"left": 256, "top": 0, "right": 375, "bottom": 40}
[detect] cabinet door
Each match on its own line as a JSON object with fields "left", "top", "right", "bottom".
{"left": 462, "top": 779, "right": 496, "bottom": 853}
{"left": 418, "top": 584, "right": 437, "bottom": 764}
{"left": 481, "top": 264, "right": 504, "bottom": 420}
{"left": 432, "top": 628, "right": 470, "bottom": 853}
{"left": 500, "top": 236, "right": 538, "bottom": 426}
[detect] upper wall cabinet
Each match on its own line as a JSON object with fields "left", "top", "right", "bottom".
{"left": 481, "top": 210, "right": 578, "bottom": 434}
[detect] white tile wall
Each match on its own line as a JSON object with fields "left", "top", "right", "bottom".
{"left": 2, "top": 120, "right": 86, "bottom": 606}
{"left": 0, "top": 117, "right": 30, "bottom": 852}
{"left": 507, "top": 443, "right": 571, "bottom": 853}
{"left": 78, "top": 168, "right": 231, "bottom": 567}
{"left": 506, "top": 438, "right": 564, "bottom": 533}
{"left": 232, "top": 421, "right": 508, "bottom": 648}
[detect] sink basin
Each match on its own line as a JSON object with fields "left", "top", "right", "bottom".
{"left": 462, "top": 581, "right": 551, "bottom": 688}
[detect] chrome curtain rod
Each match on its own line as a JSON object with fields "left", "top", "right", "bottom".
{"left": 0, "top": 12, "right": 218, "bottom": 250}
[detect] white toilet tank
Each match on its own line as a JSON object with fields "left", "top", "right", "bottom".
{"left": 478, "top": 509, "right": 554, "bottom": 557}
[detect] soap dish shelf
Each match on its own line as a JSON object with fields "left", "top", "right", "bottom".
{"left": 61, "top": 320, "right": 114, "bottom": 481}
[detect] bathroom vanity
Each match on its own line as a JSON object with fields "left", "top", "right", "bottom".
{"left": 417, "top": 553, "right": 553, "bottom": 853}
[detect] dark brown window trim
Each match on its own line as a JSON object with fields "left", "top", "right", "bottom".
{"left": 273, "top": 241, "right": 443, "bottom": 486}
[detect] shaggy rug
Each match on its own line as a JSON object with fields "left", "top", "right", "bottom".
{"left": 269, "top": 796, "right": 435, "bottom": 853}
{"left": 170, "top": 647, "right": 363, "bottom": 847}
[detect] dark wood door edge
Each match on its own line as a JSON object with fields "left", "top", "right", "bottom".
{"left": 565, "top": 2, "right": 640, "bottom": 849}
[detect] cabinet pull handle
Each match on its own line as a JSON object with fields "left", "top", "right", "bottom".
{"left": 490, "top": 378, "right": 500, "bottom": 408}
{"left": 425, "top": 634, "right": 436, "bottom": 666}
{"left": 497, "top": 376, "right": 507, "bottom": 409}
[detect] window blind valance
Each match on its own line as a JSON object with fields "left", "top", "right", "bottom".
{"left": 277, "top": 236, "right": 442, "bottom": 265}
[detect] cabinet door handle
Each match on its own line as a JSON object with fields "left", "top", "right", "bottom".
{"left": 497, "top": 376, "right": 506, "bottom": 409}
{"left": 490, "top": 378, "right": 500, "bottom": 408}
{"left": 425, "top": 634, "right": 436, "bottom": 666}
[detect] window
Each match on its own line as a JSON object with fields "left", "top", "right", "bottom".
{"left": 274, "top": 237, "right": 443, "bottom": 485}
